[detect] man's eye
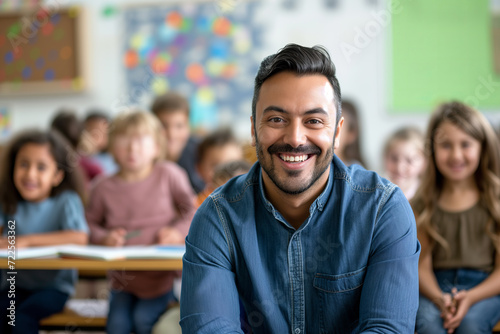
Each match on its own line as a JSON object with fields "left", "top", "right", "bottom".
{"left": 269, "top": 117, "right": 284, "bottom": 123}
{"left": 307, "top": 119, "right": 321, "bottom": 125}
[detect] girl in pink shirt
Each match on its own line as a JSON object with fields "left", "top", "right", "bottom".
{"left": 86, "top": 111, "right": 196, "bottom": 334}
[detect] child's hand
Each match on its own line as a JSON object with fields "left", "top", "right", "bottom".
{"left": 102, "top": 228, "right": 126, "bottom": 247}
{"left": 443, "top": 289, "right": 471, "bottom": 333}
{"left": 438, "top": 292, "right": 455, "bottom": 325}
{"left": 157, "top": 227, "right": 184, "bottom": 245}
{"left": 0, "top": 236, "right": 30, "bottom": 249}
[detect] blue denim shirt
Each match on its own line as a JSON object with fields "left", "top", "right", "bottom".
{"left": 181, "top": 156, "right": 420, "bottom": 333}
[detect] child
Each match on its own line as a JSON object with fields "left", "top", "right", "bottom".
{"left": 85, "top": 111, "right": 196, "bottom": 334}
{"left": 150, "top": 92, "right": 205, "bottom": 193}
{"left": 411, "top": 101, "right": 500, "bottom": 334}
{"left": 383, "top": 126, "right": 426, "bottom": 200}
{"left": 336, "top": 100, "right": 367, "bottom": 167}
{"left": 0, "top": 129, "right": 88, "bottom": 334}
{"left": 81, "top": 110, "right": 118, "bottom": 175}
{"left": 195, "top": 128, "right": 244, "bottom": 206}
{"left": 51, "top": 109, "right": 103, "bottom": 183}
{"left": 212, "top": 160, "right": 251, "bottom": 189}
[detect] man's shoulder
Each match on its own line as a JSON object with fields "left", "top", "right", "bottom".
{"left": 208, "top": 162, "right": 260, "bottom": 204}
{"left": 333, "top": 157, "right": 395, "bottom": 195}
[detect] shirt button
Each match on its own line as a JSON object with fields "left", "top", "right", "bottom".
{"left": 295, "top": 329, "right": 301, "bottom": 334}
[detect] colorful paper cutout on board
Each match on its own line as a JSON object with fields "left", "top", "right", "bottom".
{"left": 0, "top": 7, "right": 81, "bottom": 91}
{"left": 0, "top": 106, "right": 12, "bottom": 141}
{"left": 123, "top": 2, "right": 263, "bottom": 130}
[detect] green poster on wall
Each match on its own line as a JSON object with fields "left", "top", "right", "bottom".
{"left": 390, "top": 0, "right": 500, "bottom": 113}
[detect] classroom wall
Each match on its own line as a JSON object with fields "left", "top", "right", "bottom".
{"left": 2, "top": 0, "right": 499, "bottom": 172}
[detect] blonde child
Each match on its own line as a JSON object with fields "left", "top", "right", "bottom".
{"left": 85, "top": 111, "right": 196, "bottom": 334}
{"left": 412, "top": 101, "right": 500, "bottom": 334}
{"left": 383, "top": 126, "right": 426, "bottom": 200}
{"left": 0, "top": 130, "right": 88, "bottom": 334}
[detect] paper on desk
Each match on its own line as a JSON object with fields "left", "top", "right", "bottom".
{"left": 0, "top": 246, "right": 60, "bottom": 259}
{"left": 58, "top": 245, "right": 185, "bottom": 260}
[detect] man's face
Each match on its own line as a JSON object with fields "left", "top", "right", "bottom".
{"left": 252, "top": 71, "right": 342, "bottom": 195}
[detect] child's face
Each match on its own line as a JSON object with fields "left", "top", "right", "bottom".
{"left": 84, "top": 119, "right": 109, "bottom": 152}
{"left": 111, "top": 130, "right": 159, "bottom": 174}
{"left": 336, "top": 113, "right": 356, "bottom": 154}
{"left": 384, "top": 140, "right": 425, "bottom": 189}
{"left": 13, "top": 143, "right": 63, "bottom": 202}
{"left": 198, "top": 144, "right": 243, "bottom": 185}
{"left": 156, "top": 111, "right": 190, "bottom": 161}
{"left": 433, "top": 121, "right": 481, "bottom": 184}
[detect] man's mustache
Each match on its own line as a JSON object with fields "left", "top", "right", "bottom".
{"left": 267, "top": 143, "right": 321, "bottom": 155}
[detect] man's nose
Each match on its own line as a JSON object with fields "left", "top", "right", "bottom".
{"left": 283, "top": 121, "right": 307, "bottom": 148}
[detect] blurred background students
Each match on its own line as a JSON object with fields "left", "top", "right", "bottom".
{"left": 195, "top": 128, "right": 244, "bottom": 206}
{"left": 336, "top": 100, "right": 367, "bottom": 168}
{"left": 383, "top": 126, "right": 426, "bottom": 200}
{"left": 81, "top": 110, "right": 118, "bottom": 176}
{"left": 150, "top": 92, "right": 205, "bottom": 193}
{"left": 50, "top": 109, "right": 103, "bottom": 186}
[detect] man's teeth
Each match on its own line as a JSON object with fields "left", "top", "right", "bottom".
{"left": 280, "top": 154, "right": 308, "bottom": 162}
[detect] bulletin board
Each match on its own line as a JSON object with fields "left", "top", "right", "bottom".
{"left": 0, "top": 6, "right": 87, "bottom": 95}
{"left": 390, "top": 0, "right": 500, "bottom": 112}
{"left": 122, "top": 1, "right": 264, "bottom": 130}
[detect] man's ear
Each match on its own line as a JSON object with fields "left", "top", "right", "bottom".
{"left": 250, "top": 116, "right": 256, "bottom": 147}
{"left": 334, "top": 117, "right": 344, "bottom": 150}
{"left": 52, "top": 169, "right": 64, "bottom": 187}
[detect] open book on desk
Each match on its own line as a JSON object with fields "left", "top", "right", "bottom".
{"left": 58, "top": 245, "right": 185, "bottom": 260}
{"left": 0, "top": 246, "right": 60, "bottom": 260}
{"left": 0, "top": 245, "right": 185, "bottom": 261}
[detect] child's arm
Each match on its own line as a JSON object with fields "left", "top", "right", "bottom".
{"left": 156, "top": 165, "right": 197, "bottom": 245}
{"left": 8, "top": 230, "right": 88, "bottom": 248}
{"left": 418, "top": 229, "right": 453, "bottom": 310}
{"left": 167, "top": 166, "right": 198, "bottom": 235}
{"left": 445, "top": 249, "right": 500, "bottom": 331}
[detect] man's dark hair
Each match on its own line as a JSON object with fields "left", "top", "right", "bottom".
{"left": 252, "top": 44, "right": 342, "bottom": 125}
{"left": 150, "top": 92, "right": 190, "bottom": 117}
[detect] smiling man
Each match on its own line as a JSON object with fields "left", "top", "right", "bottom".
{"left": 180, "top": 44, "right": 420, "bottom": 333}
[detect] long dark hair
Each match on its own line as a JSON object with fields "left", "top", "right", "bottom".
{"left": 0, "top": 129, "right": 86, "bottom": 215}
{"left": 339, "top": 100, "right": 366, "bottom": 167}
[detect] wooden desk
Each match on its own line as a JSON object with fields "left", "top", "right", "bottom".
{"left": 0, "top": 257, "right": 182, "bottom": 271}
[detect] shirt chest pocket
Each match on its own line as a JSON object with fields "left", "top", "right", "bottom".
{"left": 313, "top": 267, "right": 366, "bottom": 333}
